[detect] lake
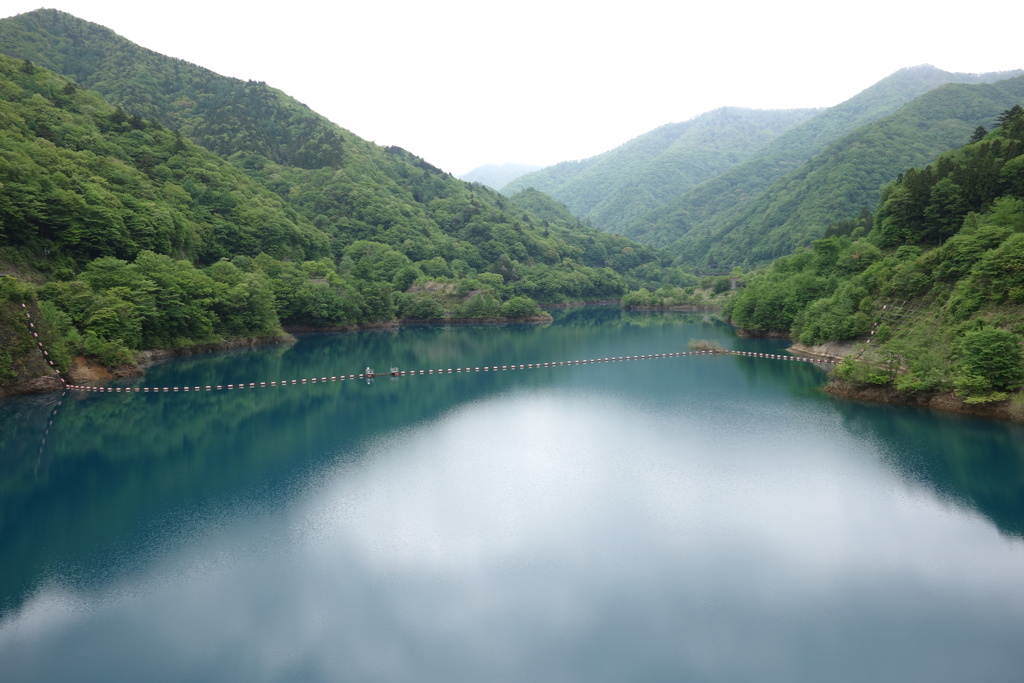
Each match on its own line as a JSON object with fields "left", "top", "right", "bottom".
{"left": 2, "top": 308, "right": 1024, "bottom": 682}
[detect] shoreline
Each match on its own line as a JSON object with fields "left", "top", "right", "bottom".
{"left": 6, "top": 300, "right": 734, "bottom": 398}
{"left": 283, "top": 313, "right": 554, "bottom": 333}
{"left": 786, "top": 341, "right": 1024, "bottom": 423}
{"left": 624, "top": 304, "right": 722, "bottom": 312}
{"left": 13, "top": 316, "right": 1021, "bottom": 423}
{"left": 728, "top": 330, "right": 1023, "bottom": 424}
{"left": 823, "top": 379, "right": 1024, "bottom": 422}
{"left": 3, "top": 315, "right": 556, "bottom": 396}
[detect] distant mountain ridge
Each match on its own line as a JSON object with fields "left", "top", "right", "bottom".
{"left": 459, "top": 163, "right": 540, "bottom": 189}
{"left": 503, "top": 64, "right": 1024, "bottom": 270}
{"left": 666, "top": 75, "right": 1024, "bottom": 268}
{"left": 630, "top": 65, "right": 1024, "bottom": 252}
{"left": 502, "top": 107, "right": 819, "bottom": 231}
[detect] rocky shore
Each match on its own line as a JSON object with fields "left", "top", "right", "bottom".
{"left": 823, "top": 379, "right": 1023, "bottom": 422}
{"left": 0, "top": 373, "right": 64, "bottom": 398}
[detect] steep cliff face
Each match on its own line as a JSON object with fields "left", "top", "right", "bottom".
{"left": 0, "top": 297, "right": 65, "bottom": 398}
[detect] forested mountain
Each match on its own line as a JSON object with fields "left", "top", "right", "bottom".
{"left": 459, "top": 163, "right": 539, "bottom": 189}
{"left": 612, "top": 67, "right": 1024, "bottom": 270}
{"left": 0, "top": 11, "right": 678, "bottom": 392}
{"left": 500, "top": 107, "right": 818, "bottom": 232}
{"left": 0, "top": 9, "right": 657, "bottom": 283}
{"left": 4, "top": 6, "right": 1023, "bottom": 407}
{"left": 0, "top": 9, "right": 348, "bottom": 170}
{"left": 0, "top": 54, "right": 328, "bottom": 266}
{"left": 667, "top": 75, "right": 1024, "bottom": 269}
{"left": 629, "top": 66, "right": 1021, "bottom": 245}
{"left": 726, "top": 105, "right": 1024, "bottom": 406}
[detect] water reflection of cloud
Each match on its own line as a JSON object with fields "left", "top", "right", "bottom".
{"left": 3, "top": 391, "right": 1024, "bottom": 682}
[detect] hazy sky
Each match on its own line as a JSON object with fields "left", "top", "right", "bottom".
{"left": 3, "top": 2, "right": 1022, "bottom": 175}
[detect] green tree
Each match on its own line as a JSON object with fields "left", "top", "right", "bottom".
{"left": 955, "top": 327, "right": 1024, "bottom": 392}
{"left": 924, "top": 178, "right": 966, "bottom": 245}
{"left": 398, "top": 294, "right": 443, "bottom": 320}
{"left": 500, "top": 296, "right": 540, "bottom": 318}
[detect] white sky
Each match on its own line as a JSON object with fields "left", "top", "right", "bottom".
{"left": 3, "top": 2, "right": 1023, "bottom": 175}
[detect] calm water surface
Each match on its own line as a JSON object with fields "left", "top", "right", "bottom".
{"left": 2, "top": 309, "right": 1024, "bottom": 682}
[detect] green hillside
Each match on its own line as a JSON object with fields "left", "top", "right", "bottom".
{"left": 0, "top": 9, "right": 660, "bottom": 282}
{"left": 0, "top": 12, "right": 681, "bottom": 392}
{"left": 0, "top": 54, "right": 328, "bottom": 267}
{"left": 668, "top": 76, "right": 1024, "bottom": 269}
{"left": 628, "top": 66, "right": 1023, "bottom": 252}
{"left": 726, "top": 105, "right": 1024, "bottom": 406}
{"left": 0, "top": 8, "right": 347, "bottom": 170}
{"left": 6, "top": 7, "right": 1022, "bottom": 406}
{"left": 501, "top": 107, "right": 818, "bottom": 231}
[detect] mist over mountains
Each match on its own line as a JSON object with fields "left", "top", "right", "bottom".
{"left": 459, "top": 163, "right": 541, "bottom": 190}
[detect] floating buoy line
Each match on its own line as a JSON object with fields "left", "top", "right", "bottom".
{"left": 19, "top": 302, "right": 68, "bottom": 387}
{"left": 19, "top": 302, "right": 837, "bottom": 397}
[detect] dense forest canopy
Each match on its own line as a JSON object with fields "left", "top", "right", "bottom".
{"left": 0, "top": 55, "right": 327, "bottom": 266}
{"left": 0, "top": 8, "right": 348, "bottom": 170}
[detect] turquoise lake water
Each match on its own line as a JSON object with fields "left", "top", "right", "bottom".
{"left": 2, "top": 308, "right": 1024, "bottom": 682}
